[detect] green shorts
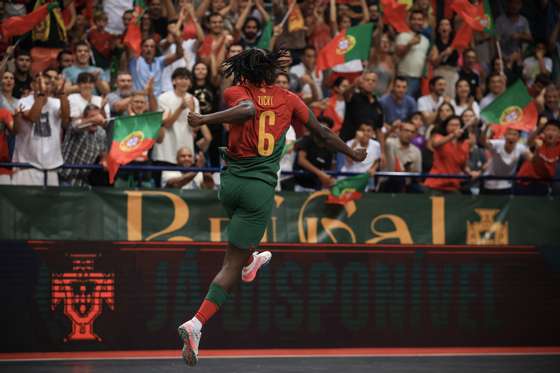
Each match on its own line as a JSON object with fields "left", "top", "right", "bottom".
{"left": 218, "top": 171, "right": 275, "bottom": 249}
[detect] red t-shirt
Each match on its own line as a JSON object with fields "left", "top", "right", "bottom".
{"left": 517, "top": 143, "right": 560, "bottom": 181}
{"left": 0, "top": 108, "right": 14, "bottom": 175}
{"left": 223, "top": 84, "right": 310, "bottom": 159}
{"left": 88, "top": 29, "right": 116, "bottom": 58}
{"left": 424, "top": 135, "right": 470, "bottom": 191}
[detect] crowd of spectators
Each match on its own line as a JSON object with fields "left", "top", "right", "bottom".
{"left": 0, "top": 0, "right": 559, "bottom": 195}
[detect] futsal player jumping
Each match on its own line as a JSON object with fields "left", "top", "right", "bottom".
{"left": 178, "top": 48, "right": 367, "bottom": 367}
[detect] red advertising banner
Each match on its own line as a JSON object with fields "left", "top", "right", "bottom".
{"left": 0, "top": 241, "right": 559, "bottom": 352}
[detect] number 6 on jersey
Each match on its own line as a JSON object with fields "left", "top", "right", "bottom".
{"left": 257, "top": 111, "right": 276, "bottom": 156}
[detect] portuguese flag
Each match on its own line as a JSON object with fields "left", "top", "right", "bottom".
{"left": 316, "top": 23, "right": 373, "bottom": 72}
{"left": 326, "top": 173, "right": 369, "bottom": 205}
{"left": 380, "top": 0, "right": 411, "bottom": 33}
{"left": 480, "top": 80, "right": 538, "bottom": 138}
{"left": 106, "top": 112, "right": 162, "bottom": 184}
{"left": 124, "top": 0, "right": 146, "bottom": 57}
{"left": 451, "top": 0, "right": 494, "bottom": 50}
{"left": 0, "top": 2, "right": 54, "bottom": 40}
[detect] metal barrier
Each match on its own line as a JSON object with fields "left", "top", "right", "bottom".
{"left": 1, "top": 162, "right": 559, "bottom": 188}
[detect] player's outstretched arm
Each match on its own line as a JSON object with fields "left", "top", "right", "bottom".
{"left": 305, "top": 109, "right": 367, "bottom": 162}
{"left": 188, "top": 100, "right": 256, "bottom": 128}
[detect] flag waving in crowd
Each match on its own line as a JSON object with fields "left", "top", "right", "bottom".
{"left": 326, "top": 173, "right": 369, "bottom": 205}
{"left": 0, "top": 2, "right": 57, "bottom": 41}
{"left": 480, "top": 80, "right": 538, "bottom": 138}
{"left": 106, "top": 112, "right": 162, "bottom": 184}
{"left": 316, "top": 22, "right": 373, "bottom": 72}
{"left": 123, "top": 0, "right": 146, "bottom": 57}
{"left": 380, "top": 0, "right": 411, "bottom": 33}
{"left": 450, "top": 0, "right": 494, "bottom": 50}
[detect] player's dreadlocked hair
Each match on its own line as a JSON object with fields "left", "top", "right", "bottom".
{"left": 222, "top": 48, "right": 289, "bottom": 86}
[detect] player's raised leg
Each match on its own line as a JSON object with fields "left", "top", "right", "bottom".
{"left": 178, "top": 244, "right": 249, "bottom": 366}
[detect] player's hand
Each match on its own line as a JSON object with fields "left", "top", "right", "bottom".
{"left": 351, "top": 148, "right": 367, "bottom": 162}
{"left": 188, "top": 111, "right": 204, "bottom": 127}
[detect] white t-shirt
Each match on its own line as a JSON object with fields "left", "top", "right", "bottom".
{"left": 452, "top": 101, "right": 480, "bottom": 118}
{"left": 335, "top": 99, "right": 346, "bottom": 120}
{"left": 341, "top": 139, "right": 381, "bottom": 173}
{"left": 68, "top": 94, "right": 110, "bottom": 126}
{"left": 104, "top": 0, "right": 133, "bottom": 35}
{"left": 523, "top": 56, "right": 553, "bottom": 86}
{"left": 289, "top": 63, "right": 324, "bottom": 100}
{"left": 417, "top": 95, "right": 444, "bottom": 114}
{"left": 153, "top": 91, "right": 200, "bottom": 164}
{"left": 14, "top": 96, "right": 64, "bottom": 169}
{"left": 484, "top": 139, "right": 528, "bottom": 190}
{"left": 161, "top": 39, "right": 198, "bottom": 94}
{"left": 396, "top": 32, "right": 430, "bottom": 78}
{"left": 161, "top": 170, "right": 204, "bottom": 190}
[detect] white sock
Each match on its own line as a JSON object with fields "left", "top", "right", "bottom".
{"left": 190, "top": 317, "right": 202, "bottom": 331}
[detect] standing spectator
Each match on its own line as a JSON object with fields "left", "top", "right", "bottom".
{"left": 147, "top": 0, "right": 177, "bottom": 39}
{"left": 490, "top": 55, "right": 523, "bottom": 89}
{"left": 380, "top": 77, "right": 417, "bottom": 127}
{"left": 458, "top": 49, "right": 482, "bottom": 100}
{"left": 340, "top": 123, "right": 381, "bottom": 186}
{"left": 424, "top": 115, "right": 477, "bottom": 192}
{"left": 430, "top": 18, "right": 459, "bottom": 98}
{"left": 0, "top": 71, "right": 18, "bottom": 113}
{"left": 126, "top": 30, "right": 184, "bottom": 96}
{"left": 67, "top": 73, "right": 110, "bottom": 128}
{"left": 106, "top": 72, "right": 135, "bottom": 116}
{"left": 59, "top": 104, "right": 107, "bottom": 186}
{"left": 452, "top": 79, "right": 480, "bottom": 117}
{"left": 417, "top": 76, "right": 448, "bottom": 125}
{"left": 289, "top": 46, "right": 324, "bottom": 103}
{"left": 480, "top": 126, "right": 530, "bottom": 195}
{"left": 522, "top": 41, "right": 553, "bottom": 86}
{"left": 12, "top": 74, "right": 70, "bottom": 186}
{"left": 62, "top": 42, "right": 111, "bottom": 95}
{"left": 516, "top": 119, "right": 560, "bottom": 195}
{"left": 306, "top": 1, "right": 332, "bottom": 52}
{"left": 340, "top": 72, "right": 384, "bottom": 145}
{"left": 0, "top": 107, "right": 13, "bottom": 185}
{"left": 381, "top": 122, "right": 423, "bottom": 193}
{"left": 12, "top": 50, "right": 32, "bottom": 99}
{"left": 311, "top": 77, "right": 351, "bottom": 135}
{"left": 480, "top": 73, "right": 506, "bottom": 110}
{"left": 103, "top": 0, "right": 134, "bottom": 36}
{"left": 370, "top": 31, "right": 397, "bottom": 97}
{"left": 162, "top": 147, "right": 207, "bottom": 189}
{"left": 190, "top": 62, "right": 218, "bottom": 163}
{"left": 274, "top": 72, "right": 297, "bottom": 191}
{"left": 234, "top": 0, "right": 270, "bottom": 49}
{"left": 495, "top": 0, "right": 533, "bottom": 58}
{"left": 395, "top": 9, "right": 430, "bottom": 98}
{"left": 197, "top": 13, "right": 232, "bottom": 63}
{"left": 56, "top": 50, "right": 74, "bottom": 73}
{"left": 161, "top": 6, "right": 201, "bottom": 93}
{"left": 539, "top": 85, "right": 560, "bottom": 121}
{"left": 294, "top": 116, "right": 336, "bottom": 191}
{"left": 154, "top": 67, "right": 211, "bottom": 171}
{"left": 87, "top": 11, "right": 119, "bottom": 77}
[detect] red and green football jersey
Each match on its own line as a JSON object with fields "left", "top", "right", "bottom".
{"left": 222, "top": 84, "right": 310, "bottom": 186}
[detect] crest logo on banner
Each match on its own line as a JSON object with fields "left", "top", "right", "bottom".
{"left": 466, "top": 209, "right": 509, "bottom": 245}
{"left": 52, "top": 254, "right": 115, "bottom": 342}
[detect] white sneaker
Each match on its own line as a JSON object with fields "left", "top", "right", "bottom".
{"left": 241, "top": 251, "right": 272, "bottom": 283}
{"left": 178, "top": 320, "right": 201, "bottom": 367}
